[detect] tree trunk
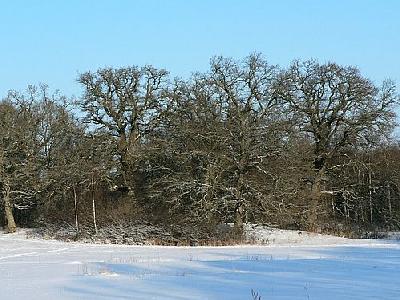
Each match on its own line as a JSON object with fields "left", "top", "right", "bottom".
{"left": 368, "top": 170, "right": 373, "bottom": 224}
{"left": 308, "top": 166, "right": 325, "bottom": 232}
{"left": 118, "top": 127, "right": 140, "bottom": 191}
{"left": 118, "top": 132, "right": 129, "bottom": 183}
{"left": 387, "top": 183, "right": 392, "bottom": 220}
{"left": 234, "top": 170, "right": 245, "bottom": 236}
{"left": 3, "top": 184, "right": 17, "bottom": 233}
{"left": 73, "top": 185, "right": 79, "bottom": 234}
{"left": 234, "top": 201, "right": 245, "bottom": 236}
{"left": 91, "top": 175, "right": 98, "bottom": 235}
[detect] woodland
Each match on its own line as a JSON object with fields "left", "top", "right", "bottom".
{"left": 1, "top": 54, "right": 399, "bottom": 243}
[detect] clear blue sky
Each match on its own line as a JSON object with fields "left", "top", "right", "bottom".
{"left": 1, "top": 0, "right": 399, "bottom": 98}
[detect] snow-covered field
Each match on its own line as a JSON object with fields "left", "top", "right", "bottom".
{"left": 1, "top": 229, "right": 400, "bottom": 300}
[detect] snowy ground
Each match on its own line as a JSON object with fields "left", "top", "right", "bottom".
{"left": 1, "top": 229, "right": 400, "bottom": 300}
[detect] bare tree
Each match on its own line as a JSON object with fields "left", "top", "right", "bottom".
{"left": 207, "top": 54, "right": 282, "bottom": 234}
{"left": 275, "top": 60, "right": 398, "bottom": 230}
{"left": 0, "top": 90, "right": 42, "bottom": 232}
{"left": 147, "top": 54, "right": 283, "bottom": 234}
{"left": 78, "top": 66, "right": 169, "bottom": 189}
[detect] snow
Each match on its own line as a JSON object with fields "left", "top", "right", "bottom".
{"left": 1, "top": 229, "right": 400, "bottom": 299}
{"left": 245, "top": 224, "right": 353, "bottom": 245}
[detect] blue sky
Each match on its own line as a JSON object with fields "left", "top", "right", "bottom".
{"left": 0, "top": 0, "right": 399, "bottom": 98}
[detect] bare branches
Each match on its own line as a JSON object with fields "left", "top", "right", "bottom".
{"left": 275, "top": 60, "right": 397, "bottom": 171}
{"left": 78, "top": 66, "right": 169, "bottom": 183}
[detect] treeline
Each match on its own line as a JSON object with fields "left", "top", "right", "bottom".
{"left": 1, "top": 54, "right": 399, "bottom": 238}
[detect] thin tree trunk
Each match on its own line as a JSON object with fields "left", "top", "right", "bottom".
{"left": 368, "top": 170, "right": 373, "bottom": 224}
{"left": 73, "top": 185, "right": 79, "bottom": 234}
{"left": 91, "top": 175, "right": 98, "bottom": 235}
{"left": 3, "top": 184, "right": 17, "bottom": 233}
{"left": 387, "top": 183, "right": 392, "bottom": 220}
{"left": 358, "top": 169, "right": 365, "bottom": 223}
